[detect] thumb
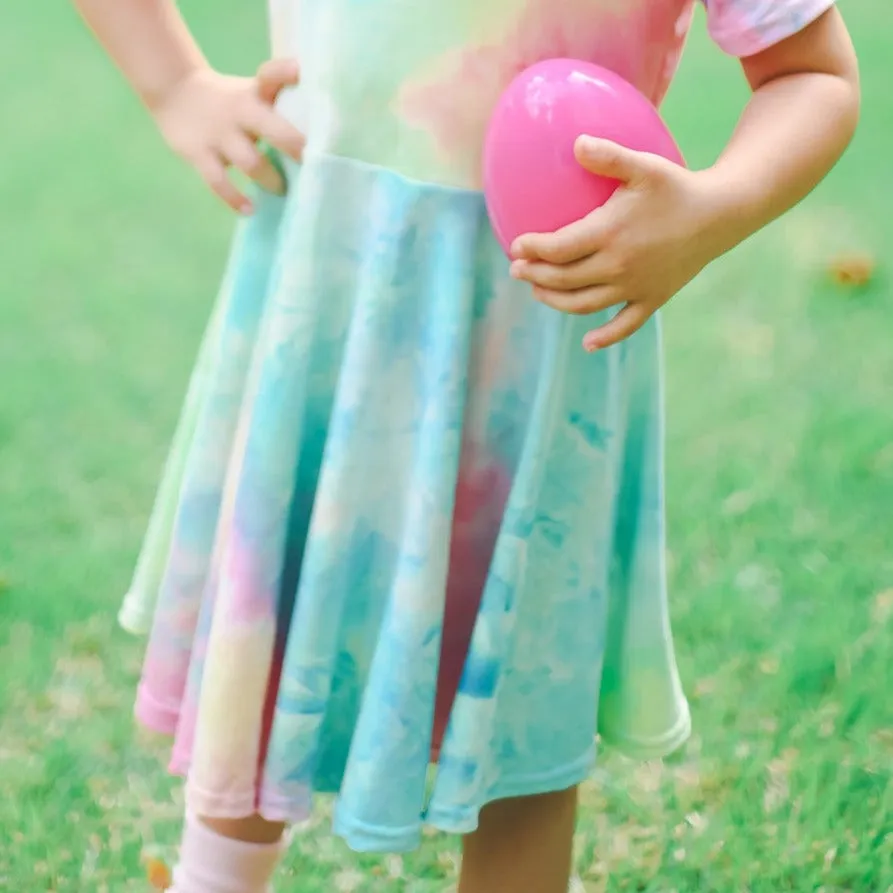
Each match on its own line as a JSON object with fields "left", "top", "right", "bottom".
{"left": 256, "top": 58, "right": 300, "bottom": 105}
{"left": 575, "top": 136, "right": 654, "bottom": 186}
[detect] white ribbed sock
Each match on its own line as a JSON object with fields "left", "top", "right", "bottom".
{"left": 169, "top": 813, "right": 284, "bottom": 893}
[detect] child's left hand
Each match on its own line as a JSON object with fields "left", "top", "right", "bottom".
{"left": 510, "top": 135, "right": 730, "bottom": 352}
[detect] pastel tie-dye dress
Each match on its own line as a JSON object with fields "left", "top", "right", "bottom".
{"left": 120, "top": 0, "right": 835, "bottom": 852}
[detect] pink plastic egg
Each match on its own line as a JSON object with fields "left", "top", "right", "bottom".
{"left": 483, "top": 59, "right": 685, "bottom": 254}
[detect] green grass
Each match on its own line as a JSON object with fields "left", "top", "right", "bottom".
{"left": 1, "top": 1, "right": 892, "bottom": 890}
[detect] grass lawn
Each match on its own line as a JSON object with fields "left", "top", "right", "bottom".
{"left": 1, "top": 1, "right": 891, "bottom": 890}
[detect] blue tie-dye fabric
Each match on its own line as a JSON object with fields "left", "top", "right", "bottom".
{"left": 118, "top": 0, "right": 838, "bottom": 851}
{"left": 123, "top": 153, "right": 689, "bottom": 851}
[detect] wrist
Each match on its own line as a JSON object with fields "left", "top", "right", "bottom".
{"left": 126, "top": 0, "right": 211, "bottom": 114}
{"left": 693, "top": 165, "right": 767, "bottom": 260}
{"left": 141, "top": 60, "right": 209, "bottom": 115}
{"left": 72, "top": 0, "right": 210, "bottom": 116}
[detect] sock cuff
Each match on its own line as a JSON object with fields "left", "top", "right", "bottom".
{"left": 173, "top": 813, "right": 285, "bottom": 892}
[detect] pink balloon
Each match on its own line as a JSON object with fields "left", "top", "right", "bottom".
{"left": 483, "top": 59, "right": 685, "bottom": 255}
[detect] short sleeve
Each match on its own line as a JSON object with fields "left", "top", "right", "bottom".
{"left": 703, "top": 0, "right": 837, "bottom": 57}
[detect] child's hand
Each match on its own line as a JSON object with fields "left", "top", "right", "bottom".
{"left": 510, "top": 135, "right": 727, "bottom": 352}
{"left": 152, "top": 59, "right": 305, "bottom": 214}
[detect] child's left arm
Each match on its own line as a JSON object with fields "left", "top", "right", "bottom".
{"left": 511, "top": 7, "right": 859, "bottom": 352}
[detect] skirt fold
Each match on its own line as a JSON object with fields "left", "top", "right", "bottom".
{"left": 125, "top": 151, "right": 689, "bottom": 851}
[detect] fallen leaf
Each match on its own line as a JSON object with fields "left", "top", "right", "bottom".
{"left": 828, "top": 251, "right": 876, "bottom": 288}
{"left": 146, "top": 857, "right": 171, "bottom": 890}
{"left": 872, "top": 590, "right": 893, "bottom": 624}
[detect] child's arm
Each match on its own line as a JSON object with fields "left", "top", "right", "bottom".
{"left": 72, "top": 0, "right": 207, "bottom": 111}
{"left": 510, "top": 8, "right": 859, "bottom": 351}
{"left": 702, "top": 7, "right": 859, "bottom": 259}
{"left": 72, "top": 0, "right": 305, "bottom": 211}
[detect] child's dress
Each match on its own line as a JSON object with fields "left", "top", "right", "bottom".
{"left": 120, "top": 0, "right": 834, "bottom": 853}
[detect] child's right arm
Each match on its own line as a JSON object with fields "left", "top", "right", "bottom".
{"left": 72, "top": 0, "right": 305, "bottom": 212}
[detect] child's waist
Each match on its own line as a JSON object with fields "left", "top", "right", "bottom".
{"left": 274, "top": 83, "right": 490, "bottom": 191}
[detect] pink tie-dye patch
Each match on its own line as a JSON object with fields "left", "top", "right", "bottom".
{"left": 397, "top": 0, "right": 694, "bottom": 186}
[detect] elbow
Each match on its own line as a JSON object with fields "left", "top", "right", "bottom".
{"left": 835, "top": 65, "right": 861, "bottom": 152}
{"left": 832, "top": 25, "right": 862, "bottom": 148}
{"left": 845, "top": 65, "right": 861, "bottom": 131}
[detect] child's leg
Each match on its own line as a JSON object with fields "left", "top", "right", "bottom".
{"left": 169, "top": 813, "right": 286, "bottom": 893}
{"left": 201, "top": 814, "right": 286, "bottom": 844}
{"left": 458, "top": 787, "right": 578, "bottom": 893}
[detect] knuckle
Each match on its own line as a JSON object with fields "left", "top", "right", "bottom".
{"left": 204, "top": 168, "right": 226, "bottom": 189}
{"left": 207, "top": 172, "right": 231, "bottom": 196}
{"left": 605, "top": 249, "right": 630, "bottom": 280}
{"left": 533, "top": 286, "right": 560, "bottom": 308}
{"left": 534, "top": 240, "right": 562, "bottom": 262}
{"left": 600, "top": 219, "right": 622, "bottom": 243}
{"left": 237, "top": 93, "right": 261, "bottom": 120}
{"left": 577, "top": 289, "right": 604, "bottom": 316}
{"left": 613, "top": 320, "right": 634, "bottom": 340}
{"left": 211, "top": 183, "right": 232, "bottom": 201}
{"left": 561, "top": 243, "right": 585, "bottom": 263}
{"left": 544, "top": 286, "right": 604, "bottom": 317}
{"left": 601, "top": 321, "right": 624, "bottom": 342}
{"left": 545, "top": 267, "right": 571, "bottom": 290}
{"left": 604, "top": 152, "right": 621, "bottom": 172}
{"left": 546, "top": 246, "right": 575, "bottom": 265}
{"left": 165, "top": 129, "right": 196, "bottom": 161}
{"left": 620, "top": 315, "right": 643, "bottom": 339}
{"left": 244, "top": 154, "right": 267, "bottom": 177}
{"left": 272, "top": 130, "right": 302, "bottom": 155}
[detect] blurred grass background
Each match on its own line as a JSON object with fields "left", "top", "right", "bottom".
{"left": 1, "top": 1, "right": 892, "bottom": 890}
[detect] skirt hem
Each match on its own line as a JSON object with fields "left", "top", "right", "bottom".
{"left": 178, "top": 747, "right": 597, "bottom": 853}
{"left": 119, "top": 591, "right": 152, "bottom": 636}
{"left": 134, "top": 685, "right": 179, "bottom": 736}
{"left": 599, "top": 707, "right": 691, "bottom": 760}
{"left": 334, "top": 746, "right": 596, "bottom": 852}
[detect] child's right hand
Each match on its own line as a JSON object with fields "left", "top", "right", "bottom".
{"left": 151, "top": 59, "right": 305, "bottom": 214}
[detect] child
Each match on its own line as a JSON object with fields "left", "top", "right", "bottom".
{"left": 72, "top": 1, "right": 859, "bottom": 891}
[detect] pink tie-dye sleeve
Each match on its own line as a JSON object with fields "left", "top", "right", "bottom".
{"left": 703, "top": 0, "right": 837, "bottom": 57}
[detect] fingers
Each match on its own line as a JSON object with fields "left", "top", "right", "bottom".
{"left": 512, "top": 214, "right": 613, "bottom": 265}
{"left": 249, "top": 58, "right": 305, "bottom": 162}
{"left": 511, "top": 250, "right": 624, "bottom": 292}
{"left": 222, "top": 135, "right": 286, "bottom": 195}
{"left": 244, "top": 104, "right": 305, "bottom": 161}
{"left": 531, "top": 284, "right": 622, "bottom": 316}
{"left": 189, "top": 61, "right": 303, "bottom": 213}
{"left": 574, "top": 136, "right": 656, "bottom": 185}
{"left": 512, "top": 139, "right": 664, "bottom": 263}
{"left": 196, "top": 141, "right": 286, "bottom": 215}
{"left": 582, "top": 303, "right": 650, "bottom": 352}
{"left": 256, "top": 58, "right": 300, "bottom": 104}
{"left": 197, "top": 154, "right": 252, "bottom": 214}
{"left": 529, "top": 281, "right": 648, "bottom": 352}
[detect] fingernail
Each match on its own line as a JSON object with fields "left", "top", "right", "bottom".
{"left": 241, "top": 202, "right": 254, "bottom": 215}
{"left": 583, "top": 338, "right": 599, "bottom": 353}
{"left": 510, "top": 260, "right": 525, "bottom": 278}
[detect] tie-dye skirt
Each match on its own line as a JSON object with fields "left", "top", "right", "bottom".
{"left": 120, "top": 152, "right": 690, "bottom": 852}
